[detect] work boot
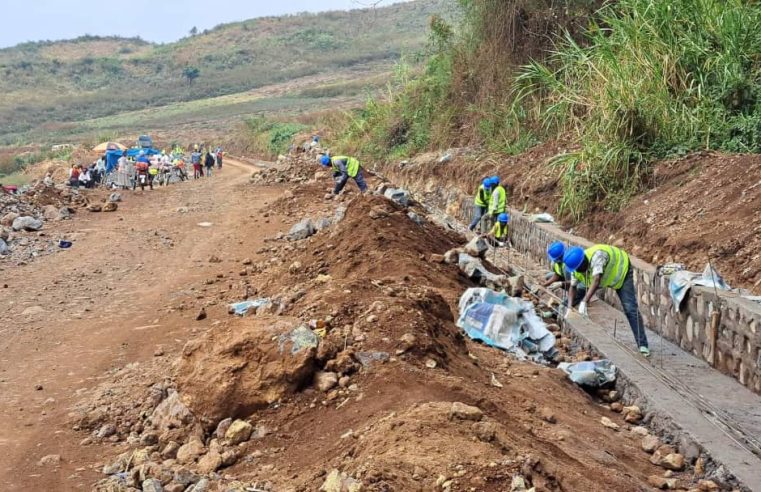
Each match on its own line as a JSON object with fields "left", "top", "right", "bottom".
{"left": 639, "top": 346, "right": 651, "bottom": 357}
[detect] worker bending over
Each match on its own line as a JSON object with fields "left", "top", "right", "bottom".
{"left": 321, "top": 155, "right": 368, "bottom": 195}
{"left": 563, "top": 245, "right": 650, "bottom": 357}
{"left": 542, "top": 242, "right": 585, "bottom": 306}
{"left": 469, "top": 177, "right": 494, "bottom": 231}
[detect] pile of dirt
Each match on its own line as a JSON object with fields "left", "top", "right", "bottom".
{"left": 249, "top": 151, "right": 324, "bottom": 186}
{"left": 576, "top": 152, "right": 761, "bottom": 290}
{"left": 70, "top": 157, "right": 711, "bottom": 492}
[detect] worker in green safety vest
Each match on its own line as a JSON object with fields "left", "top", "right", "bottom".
{"left": 488, "top": 175, "right": 507, "bottom": 219}
{"left": 320, "top": 154, "right": 368, "bottom": 195}
{"left": 469, "top": 177, "right": 494, "bottom": 231}
{"left": 563, "top": 245, "right": 650, "bottom": 357}
{"left": 542, "top": 241, "right": 586, "bottom": 305}
{"left": 483, "top": 212, "right": 510, "bottom": 247}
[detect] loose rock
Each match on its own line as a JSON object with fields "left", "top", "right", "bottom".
{"left": 449, "top": 402, "right": 483, "bottom": 421}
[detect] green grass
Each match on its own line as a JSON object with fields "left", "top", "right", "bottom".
{"left": 0, "top": 0, "right": 449, "bottom": 144}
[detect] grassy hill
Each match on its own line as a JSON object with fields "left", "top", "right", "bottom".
{"left": 0, "top": 0, "right": 452, "bottom": 144}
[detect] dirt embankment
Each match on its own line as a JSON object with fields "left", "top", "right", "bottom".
{"left": 65, "top": 154, "right": 698, "bottom": 492}
{"left": 374, "top": 147, "right": 761, "bottom": 291}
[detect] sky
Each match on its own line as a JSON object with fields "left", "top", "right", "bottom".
{"left": 0, "top": 0, "right": 414, "bottom": 48}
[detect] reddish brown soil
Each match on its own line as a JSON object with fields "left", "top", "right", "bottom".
{"left": 1, "top": 156, "right": 687, "bottom": 491}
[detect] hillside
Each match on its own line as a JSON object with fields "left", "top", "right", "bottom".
{"left": 0, "top": 0, "right": 452, "bottom": 144}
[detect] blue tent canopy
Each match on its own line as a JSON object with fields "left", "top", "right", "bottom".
{"left": 125, "top": 147, "right": 161, "bottom": 158}
{"left": 105, "top": 149, "right": 123, "bottom": 174}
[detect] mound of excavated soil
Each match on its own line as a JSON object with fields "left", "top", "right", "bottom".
{"left": 176, "top": 316, "right": 318, "bottom": 426}
{"left": 74, "top": 160, "right": 683, "bottom": 491}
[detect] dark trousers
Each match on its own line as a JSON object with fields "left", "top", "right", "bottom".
{"left": 469, "top": 206, "right": 486, "bottom": 231}
{"left": 334, "top": 169, "right": 368, "bottom": 194}
{"left": 617, "top": 269, "right": 649, "bottom": 348}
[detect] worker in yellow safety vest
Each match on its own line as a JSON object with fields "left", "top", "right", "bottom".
{"left": 488, "top": 175, "right": 507, "bottom": 220}
{"left": 483, "top": 212, "right": 510, "bottom": 247}
{"left": 469, "top": 177, "right": 494, "bottom": 231}
{"left": 542, "top": 241, "right": 586, "bottom": 305}
{"left": 320, "top": 155, "right": 368, "bottom": 195}
{"left": 563, "top": 245, "right": 650, "bottom": 357}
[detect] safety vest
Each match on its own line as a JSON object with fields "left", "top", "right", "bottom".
{"left": 552, "top": 261, "right": 564, "bottom": 278}
{"left": 572, "top": 245, "right": 630, "bottom": 290}
{"left": 489, "top": 185, "right": 506, "bottom": 214}
{"left": 474, "top": 184, "right": 492, "bottom": 207}
{"left": 331, "top": 156, "right": 360, "bottom": 178}
{"left": 492, "top": 221, "right": 508, "bottom": 240}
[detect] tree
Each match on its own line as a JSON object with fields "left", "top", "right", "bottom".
{"left": 189, "top": 26, "right": 198, "bottom": 36}
{"left": 183, "top": 66, "right": 200, "bottom": 85}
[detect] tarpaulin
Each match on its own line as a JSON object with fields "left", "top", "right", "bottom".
{"left": 457, "top": 288, "right": 557, "bottom": 362}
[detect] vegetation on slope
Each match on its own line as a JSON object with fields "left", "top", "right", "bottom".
{"left": 334, "top": 0, "right": 761, "bottom": 219}
{"left": 0, "top": 0, "right": 449, "bottom": 142}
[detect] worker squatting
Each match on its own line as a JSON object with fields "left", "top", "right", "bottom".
{"left": 317, "top": 154, "right": 649, "bottom": 358}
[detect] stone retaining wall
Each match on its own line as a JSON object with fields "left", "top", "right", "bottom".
{"left": 382, "top": 170, "right": 761, "bottom": 395}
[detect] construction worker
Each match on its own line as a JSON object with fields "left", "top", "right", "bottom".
{"left": 542, "top": 242, "right": 585, "bottom": 305}
{"left": 469, "top": 177, "right": 493, "bottom": 231}
{"left": 320, "top": 154, "right": 368, "bottom": 195}
{"left": 483, "top": 212, "right": 509, "bottom": 247}
{"left": 488, "top": 176, "right": 507, "bottom": 220}
{"left": 563, "top": 245, "right": 650, "bottom": 357}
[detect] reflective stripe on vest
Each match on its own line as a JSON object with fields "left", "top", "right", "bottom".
{"left": 552, "top": 262, "right": 564, "bottom": 278}
{"left": 489, "top": 186, "right": 506, "bottom": 214}
{"left": 474, "top": 185, "right": 492, "bottom": 207}
{"left": 332, "top": 156, "right": 360, "bottom": 178}
{"left": 572, "top": 244, "right": 630, "bottom": 290}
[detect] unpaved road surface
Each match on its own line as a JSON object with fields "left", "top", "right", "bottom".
{"left": 0, "top": 154, "right": 701, "bottom": 491}
{"left": 0, "top": 159, "right": 280, "bottom": 490}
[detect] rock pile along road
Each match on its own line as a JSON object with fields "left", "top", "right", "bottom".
{"left": 0, "top": 156, "right": 718, "bottom": 491}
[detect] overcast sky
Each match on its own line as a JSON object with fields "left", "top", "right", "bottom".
{"left": 0, "top": 0, "right": 414, "bottom": 48}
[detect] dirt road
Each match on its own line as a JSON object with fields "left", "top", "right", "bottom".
{"left": 0, "top": 159, "right": 280, "bottom": 490}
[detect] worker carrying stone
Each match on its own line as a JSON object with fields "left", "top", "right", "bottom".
{"left": 563, "top": 245, "right": 650, "bottom": 357}
{"left": 320, "top": 155, "right": 368, "bottom": 195}
{"left": 469, "top": 177, "right": 494, "bottom": 231}
{"left": 542, "top": 241, "right": 585, "bottom": 306}
{"left": 483, "top": 212, "right": 510, "bottom": 247}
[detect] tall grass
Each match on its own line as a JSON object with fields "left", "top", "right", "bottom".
{"left": 520, "top": 0, "right": 761, "bottom": 218}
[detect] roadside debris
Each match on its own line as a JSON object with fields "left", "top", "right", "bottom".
{"left": 228, "top": 298, "right": 271, "bottom": 316}
{"left": 557, "top": 360, "right": 617, "bottom": 387}
{"left": 457, "top": 287, "right": 557, "bottom": 362}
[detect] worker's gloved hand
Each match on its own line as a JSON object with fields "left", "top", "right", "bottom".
{"left": 578, "top": 301, "right": 588, "bottom": 317}
{"left": 549, "top": 281, "right": 563, "bottom": 290}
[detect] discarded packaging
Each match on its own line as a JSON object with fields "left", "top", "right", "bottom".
{"left": 558, "top": 360, "right": 617, "bottom": 387}
{"left": 278, "top": 325, "right": 319, "bottom": 354}
{"left": 457, "top": 288, "right": 557, "bottom": 363}
{"left": 670, "top": 263, "right": 730, "bottom": 311}
{"left": 228, "top": 298, "right": 271, "bottom": 316}
{"left": 530, "top": 213, "right": 555, "bottom": 223}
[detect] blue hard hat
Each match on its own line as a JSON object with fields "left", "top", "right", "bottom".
{"left": 563, "top": 246, "right": 586, "bottom": 273}
{"left": 320, "top": 155, "right": 331, "bottom": 166}
{"left": 482, "top": 177, "right": 491, "bottom": 187}
{"left": 491, "top": 176, "right": 500, "bottom": 186}
{"left": 547, "top": 242, "right": 566, "bottom": 262}
{"left": 498, "top": 213, "right": 509, "bottom": 223}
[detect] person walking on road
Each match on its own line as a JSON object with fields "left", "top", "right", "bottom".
{"left": 191, "top": 149, "right": 202, "bottom": 179}
{"left": 563, "top": 245, "right": 650, "bottom": 357}
{"left": 320, "top": 155, "right": 368, "bottom": 195}
{"left": 204, "top": 151, "right": 215, "bottom": 177}
{"left": 469, "top": 177, "right": 494, "bottom": 232}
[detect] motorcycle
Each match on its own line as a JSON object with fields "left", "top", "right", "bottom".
{"left": 134, "top": 169, "right": 153, "bottom": 191}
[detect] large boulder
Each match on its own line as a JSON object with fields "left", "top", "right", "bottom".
{"left": 383, "top": 188, "right": 411, "bottom": 207}
{"left": 150, "top": 390, "right": 194, "bottom": 432}
{"left": 176, "top": 317, "right": 317, "bottom": 424}
{"left": 12, "top": 216, "right": 43, "bottom": 232}
{"left": 288, "top": 219, "right": 316, "bottom": 241}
